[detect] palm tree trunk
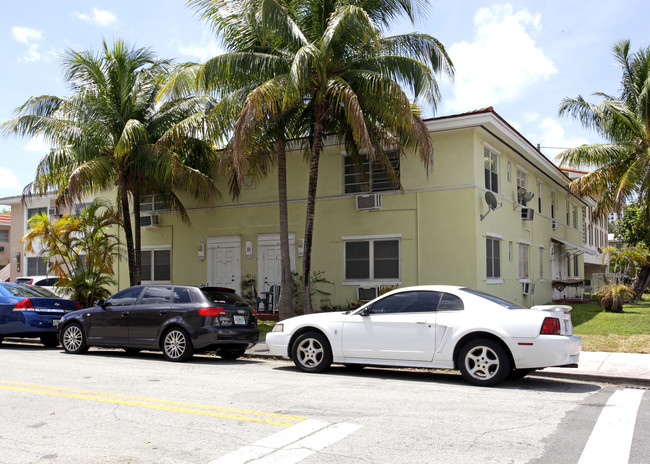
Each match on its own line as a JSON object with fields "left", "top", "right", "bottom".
{"left": 277, "top": 139, "right": 295, "bottom": 319}
{"left": 301, "top": 104, "right": 326, "bottom": 314}
{"left": 119, "top": 182, "right": 136, "bottom": 287}
{"left": 633, "top": 264, "right": 650, "bottom": 300}
{"left": 132, "top": 188, "right": 142, "bottom": 285}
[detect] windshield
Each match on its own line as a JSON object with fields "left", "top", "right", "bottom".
{"left": 460, "top": 288, "right": 526, "bottom": 309}
{"left": 200, "top": 288, "right": 249, "bottom": 306}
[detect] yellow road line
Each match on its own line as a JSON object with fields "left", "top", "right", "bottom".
{"left": 0, "top": 380, "right": 305, "bottom": 427}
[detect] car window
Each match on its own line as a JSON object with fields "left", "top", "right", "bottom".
{"left": 2, "top": 284, "right": 54, "bottom": 298}
{"left": 106, "top": 287, "right": 143, "bottom": 306}
{"left": 36, "top": 278, "right": 60, "bottom": 286}
{"left": 436, "top": 293, "right": 464, "bottom": 311}
{"left": 459, "top": 288, "right": 525, "bottom": 309}
{"left": 15, "top": 278, "right": 31, "bottom": 285}
{"left": 200, "top": 288, "right": 248, "bottom": 305}
{"left": 173, "top": 287, "right": 193, "bottom": 304}
{"left": 370, "top": 291, "right": 439, "bottom": 314}
{"left": 141, "top": 287, "right": 172, "bottom": 304}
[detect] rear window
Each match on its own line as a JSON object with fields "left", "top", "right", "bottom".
{"left": 460, "top": 288, "right": 525, "bottom": 309}
{"left": 2, "top": 284, "right": 56, "bottom": 298}
{"left": 200, "top": 288, "right": 248, "bottom": 306}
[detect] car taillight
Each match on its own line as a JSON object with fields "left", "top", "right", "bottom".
{"left": 198, "top": 307, "right": 226, "bottom": 317}
{"left": 540, "top": 317, "right": 561, "bottom": 335}
{"left": 76, "top": 301, "right": 81, "bottom": 311}
{"left": 13, "top": 298, "right": 35, "bottom": 311}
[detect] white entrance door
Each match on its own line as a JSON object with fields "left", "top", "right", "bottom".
{"left": 207, "top": 236, "right": 241, "bottom": 293}
{"left": 257, "top": 233, "right": 296, "bottom": 294}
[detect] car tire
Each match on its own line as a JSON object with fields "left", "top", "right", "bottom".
{"left": 219, "top": 347, "right": 247, "bottom": 360}
{"left": 161, "top": 328, "right": 194, "bottom": 362}
{"left": 458, "top": 338, "right": 510, "bottom": 387}
{"left": 292, "top": 332, "right": 332, "bottom": 373}
{"left": 40, "top": 334, "right": 59, "bottom": 348}
{"left": 61, "top": 324, "right": 89, "bottom": 354}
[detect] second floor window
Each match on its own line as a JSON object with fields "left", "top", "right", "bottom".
{"left": 344, "top": 151, "right": 400, "bottom": 194}
{"left": 486, "top": 237, "right": 501, "bottom": 279}
{"left": 519, "top": 243, "right": 529, "bottom": 279}
{"left": 141, "top": 194, "right": 171, "bottom": 212}
{"left": 0, "top": 230, "right": 8, "bottom": 242}
{"left": 484, "top": 148, "right": 499, "bottom": 193}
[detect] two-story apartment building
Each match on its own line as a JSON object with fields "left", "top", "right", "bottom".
{"left": 2, "top": 108, "right": 602, "bottom": 308}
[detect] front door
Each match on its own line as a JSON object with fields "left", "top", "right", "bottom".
{"left": 257, "top": 233, "right": 295, "bottom": 293}
{"left": 207, "top": 236, "right": 241, "bottom": 293}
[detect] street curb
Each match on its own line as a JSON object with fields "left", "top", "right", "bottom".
{"left": 531, "top": 370, "right": 650, "bottom": 389}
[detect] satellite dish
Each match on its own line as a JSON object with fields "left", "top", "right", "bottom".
{"left": 481, "top": 191, "right": 502, "bottom": 221}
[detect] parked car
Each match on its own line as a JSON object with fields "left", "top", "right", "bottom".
{"left": 0, "top": 282, "right": 80, "bottom": 347}
{"left": 15, "top": 275, "right": 68, "bottom": 297}
{"left": 58, "top": 285, "right": 259, "bottom": 362}
{"left": 266, "top": 285, "right": 582, "bottom": 386}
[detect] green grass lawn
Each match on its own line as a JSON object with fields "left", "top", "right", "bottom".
{"left": 258, "top": 320, "right": 276, "bottom": 339}
{"left": 571, "top": 296, "right": 650, "bottom": 353}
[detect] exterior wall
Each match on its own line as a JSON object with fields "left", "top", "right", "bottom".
{"left": 0, "top": 213, "right": 10, "bottom": 268}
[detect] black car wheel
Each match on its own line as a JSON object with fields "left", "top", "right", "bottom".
{"left": 161, "top": 328, "right": 194, "bottom": 362}
{"left": 292, "top": 332, "right": 332, "bottom": 373}
{"left": 219, "top": 347, "right": 247, "bottom": 360}
{"left": 61, "top": 324, "right": 89, "bottom": 354}
{"left": 458, "top": 338, "right": 510, "bottom": 387}
{"left": 40, "top": 334, "right": 59, "bottom": 348}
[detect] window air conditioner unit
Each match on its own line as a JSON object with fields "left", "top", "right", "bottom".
{"left": 357, "top": 286, "right": 379, "bottom": 301}
{"left": 521, "top": 207, "right": 534, "bottom": 221}
{"left": 522, "top": 282, "right": 535, "bottom": 295}
{"left": 552, "top": 220, "right": 559, "bottom": 230}
{"left": 0, "top": 246, "right": 5, "bottom": 252}
{"left": 140, "top": 213, "right": 159, "bottom": 228}
{"left": 356, "top": 194, "right": 382, "bottom": 211}
{"left": 48, "top": 207, "right": 57, "bottom": 216}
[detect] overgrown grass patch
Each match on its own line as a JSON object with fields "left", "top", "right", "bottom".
{"left": 571, "top": 296, "right": 650, "bottom": 353}
{"left": 258, "top": 320, "right": 276, "bottom": 339}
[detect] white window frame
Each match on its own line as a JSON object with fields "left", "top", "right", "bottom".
{"left": 486, "top": 234, "right": 502, "bottom": 283}
{"left": 342, "top": 150, "right": 401, "bottom": 194}
{"left": 484, "top": 144, "right": 500, "bottom": 194}
{"left": 342, "top": 234, "right": 401, "bottom": 285}
{"left": 537, "top": 182, "right": 543, "bottom": 214}
{"left": 140, "top": 194, "right": 171, "bottom": 213}
{"left": 519, "top": 241, "right": 530, "bottom": 281}
{"left": 516, "top": 166, "right": 528, "bottom": 205}
{"left": 140, "top": 245, "right": 172, "bottom": 284}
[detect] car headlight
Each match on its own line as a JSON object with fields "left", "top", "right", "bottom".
{"left": 272, "top": 323, "right": 284, "bottom": 333}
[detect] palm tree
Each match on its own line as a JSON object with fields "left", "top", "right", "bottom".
{"left": 2, "top": 40, "right": 218, "bottom": 286}
{"left": 186, "top": 0, "right": 453, "bottom": 313}
{"left": 557, "top": 40, "right": 650, "bottom": 298}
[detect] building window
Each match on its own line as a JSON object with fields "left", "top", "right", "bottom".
{"left": 572, "top": 204, "right": 578, "bottom": 229}
{"left": 344, "top": 151, "right": 400, "bottom": 194}
{"left": 516, "top": 168, "right": 528, "bottom": 205}
{"left": 551, "top": 191, "right": 556, "bottom": 220}
{"left": 539, "top": 247, "right": 544, "bottom": 280}
{"left": 141, "top": 248, "right": 171, "bottom": 282}
{"left": 573, "top": 254, "right": 579, "bottom": 278}
{"left": 27, "top": 257, "right": 48, "bottom": 276}
{"left": 486, "top": 237, "right": 501, "bottom": 279}
{"left": 484, "top": 148, "right": 499, "bottom": 193}
{"left": 27, "top": 207, "right": 48, "bottom": 228}
{"left": 140, "top": 194, "right": 171, "bottom": 212}
{"left": 519, "top": 243, "right": 529, "bottom": 279}
{"left": 74, "top": 202, "right": 92, "bottom": 216}
{"left": 566, "top": 200, "right": 570, "bottom": 225}
{"left": 537, "top": 182, "right": 543, "bottom": 213}
{"left": 0, "top": 230, "right": 8, "bottom": 242}
{"left": 344, "top": 238, "right": 400, "bottom": 281}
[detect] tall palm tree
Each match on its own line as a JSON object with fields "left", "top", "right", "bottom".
{"left": 557, "top": 40, "right": 650, "bottom": 298}
{"left": 2, "top": 40, "right": 218, "bottom": 286}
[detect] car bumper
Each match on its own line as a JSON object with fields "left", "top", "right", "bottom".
{"left": 1, "top": 314, "right": 61, "bottom": 336}
{"left": 266, "top": 332, "right": 292, "bottom": 358}
{"left": 511, "top": 335, "right": 582, "bottom": 369}
{"left": 192, "top": 326, "right": 260, "bottom": 351}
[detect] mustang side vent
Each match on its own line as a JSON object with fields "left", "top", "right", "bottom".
{"left": 140, "top": 213, "right": 160, "bottom": 228}
{"left": 357, "top": 286, "right": 379, "bottom": 301}
{"left": 522, "top": 282, "right": 535, "bottom": 295}
{"left": 521, "top": 207, "right": 534, "bottom": 221}
{"left": 356, "top": 194, "right": 382, "bottom": 211}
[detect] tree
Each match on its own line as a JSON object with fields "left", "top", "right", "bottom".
{"left": 186, "top": 0, "right": 453, "bottom": 313}
{"left": 557, "top": 40, "right": 650, "bottom": 298}
{"left": 21, "top": 199, "right": 121, "bottom": 307}
{"left": 2, "top": 40, "right": 218, "bottom": 287}
{"left": 610, "top": 203, "right": 650, "bottom": 297}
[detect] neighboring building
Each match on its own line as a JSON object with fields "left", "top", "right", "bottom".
{"left": 2, "top": 108, "right": 599, "bottom": 307}
{"left": 0, "top": 212, "right": 11, "bottom": 280}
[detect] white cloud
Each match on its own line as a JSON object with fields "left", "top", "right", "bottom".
{"left": 527, "top": 117, "right": 589, "bottom": 160}
{"left": 176, "top": 36, "right": 224, "bottom": 62}
{"left": 24, "top": 136, "right": 50, "bottom": 153}
{"left": 442, "top": 4, "right": 557, "bottom": 114}
{"left": 12, "top": 26, "right": 42, "bottom": 44}
{"left": 0, "top": 168, "right": 21, "bottom": 190}
{"left": 73, "top": 8, "right": 117, "bottom": 27}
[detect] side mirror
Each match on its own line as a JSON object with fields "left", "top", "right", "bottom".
{"left": 360, "top": 306, "right": 371, "bottom": 316}
{"left": 96, "top": 299, "right": 106, "bottom": 309}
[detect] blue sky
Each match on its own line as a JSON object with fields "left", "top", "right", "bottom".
{"left": 1, "top": 0, "right": 649, "bottom": 203}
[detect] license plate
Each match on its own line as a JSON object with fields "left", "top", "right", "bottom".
{"left": 233, "top": 315, "right": 246, "bottom": 325}
{"left": 53, "top": 319, "right": 60, "bottom": 326}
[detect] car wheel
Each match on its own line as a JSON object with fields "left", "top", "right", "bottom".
{"left": 508, "top": 368, "right": 535, "bottom": 380}
{"left": 61, "top": 324, "right": 89, "bottom": 354}
{"left": 40, "top": 334, "right": 59, "bottom": 348}
{"left": 458, "top": 338, "right": 510, "bottom": 387}
{"left": 219, "top": 347, "right": 247, "bottom": 360}
{"left": 161, "top": 328, "right": 194, "bottom": 362}
{"left": 292, "top": 332, "right": 332, "bottom": 373}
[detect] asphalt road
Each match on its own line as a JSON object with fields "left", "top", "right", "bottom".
{"left": 0, "top": 342, "right": 647, "bottom": 464}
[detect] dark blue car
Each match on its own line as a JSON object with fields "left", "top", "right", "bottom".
{"left": 0, "top": 282, "right": 80, "bottom": 347}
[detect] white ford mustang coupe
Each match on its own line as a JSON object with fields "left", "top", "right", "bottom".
{"left": 266, "top": 286, "right": 581, "bottom": 386}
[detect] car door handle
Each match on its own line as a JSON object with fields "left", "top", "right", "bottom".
{"left": 121, "top": 312, "right": 130, "bottom": 317}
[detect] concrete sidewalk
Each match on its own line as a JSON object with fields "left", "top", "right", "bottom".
{"left": 246, "top": 342, "right": 650, "bottom": 387}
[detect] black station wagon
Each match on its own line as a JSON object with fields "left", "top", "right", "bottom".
{"left": 58, "top": 285, "right": 259, "bottom": 361}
